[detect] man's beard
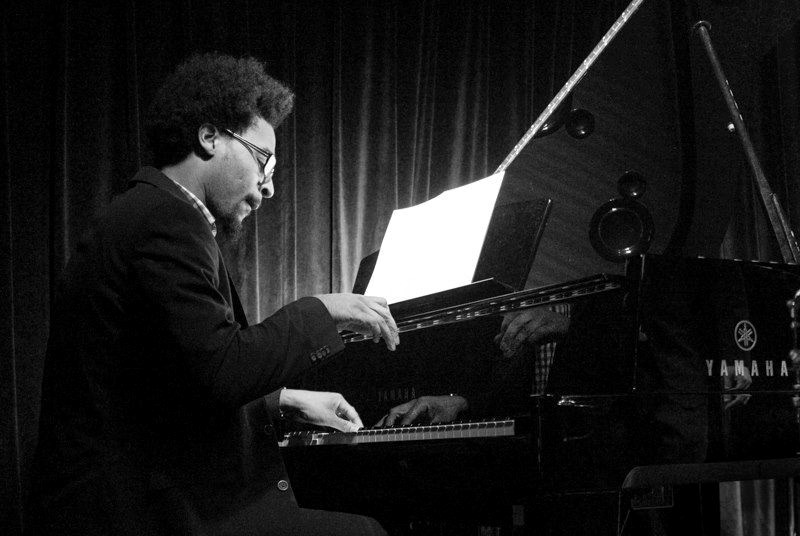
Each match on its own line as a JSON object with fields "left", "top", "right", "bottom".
{"left": 215, "top": 213, "right": 244, "bottom": 246}
{"left": 206, "top": 196, "right": 245, "bottom": 246}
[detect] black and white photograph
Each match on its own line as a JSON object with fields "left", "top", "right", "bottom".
{"left": 3, "top": 1, "right": 800, "bottom": 534}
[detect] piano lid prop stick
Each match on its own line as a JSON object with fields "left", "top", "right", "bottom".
{"left": 495, "top": 0, "right": 646, "bottom": 173}
{"left": 693, "top": 21, "right": 800, "bottom": 264}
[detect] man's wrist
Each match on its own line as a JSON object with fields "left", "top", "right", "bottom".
{"left": 277, "top": 386, "right": 288, "bottom": 420}
{"left": 279, "top": 388, "right": 307, "bottom": 418}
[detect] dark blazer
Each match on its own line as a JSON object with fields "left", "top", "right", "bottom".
{"left": 28, "top": 168, "right": 344, "bottom": 535}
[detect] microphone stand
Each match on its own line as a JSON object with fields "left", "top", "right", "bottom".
{"left": 692, "top": 21, "right": 800, "bottom": 264}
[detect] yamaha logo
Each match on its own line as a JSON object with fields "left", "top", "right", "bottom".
{"left": 734, "top": 320, "right": 757, "bottom": 351}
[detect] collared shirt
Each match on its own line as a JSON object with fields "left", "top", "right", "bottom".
{"left": 170, "top": 179, "right": 217, "bottom": 237}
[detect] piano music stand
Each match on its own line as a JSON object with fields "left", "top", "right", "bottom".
{"left": 352, "top": 189, "right": 553, "bottom": 316}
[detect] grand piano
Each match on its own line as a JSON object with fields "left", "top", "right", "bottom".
{"left": 281, "top": 254, "right": 800, "bottom": 532}
{"left": 277, "top": 1, "right": 800, "bottom": 533}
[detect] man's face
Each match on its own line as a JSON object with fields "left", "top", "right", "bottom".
{"left": 206, "top": 117, "right": 276, "bottom": 240}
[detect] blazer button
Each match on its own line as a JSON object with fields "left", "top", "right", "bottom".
{"left": 277, "top": 480, "right": 289, "bottom": 492}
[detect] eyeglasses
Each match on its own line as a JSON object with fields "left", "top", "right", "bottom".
{"left": 223, "top": 128, "right": 276, "bottom": 197}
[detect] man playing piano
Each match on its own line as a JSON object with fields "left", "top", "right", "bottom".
{"left": 27, "top": 53, "right": 397, "bottom": 536}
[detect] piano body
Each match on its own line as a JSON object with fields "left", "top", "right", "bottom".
{"left": 283, "top": 255, "right": 800, "bottom": 531}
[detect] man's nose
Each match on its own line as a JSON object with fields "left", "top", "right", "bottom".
{"left": 249, "top": 187, "right": 263, "bottom": 212}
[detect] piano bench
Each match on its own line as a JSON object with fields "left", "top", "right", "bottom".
{"left": 616, "top": 459, "right": 800, "bottom": 536}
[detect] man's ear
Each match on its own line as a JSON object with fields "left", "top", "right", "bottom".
{"left": 197, "top": 123, "right": 219, "bottom": 157}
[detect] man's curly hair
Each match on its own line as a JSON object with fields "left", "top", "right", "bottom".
{"left": 145, "top": 53, "right": 295, "bottom": 168}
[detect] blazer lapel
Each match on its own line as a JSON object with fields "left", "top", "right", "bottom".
{"left": 130, "top": 167, "right": 250, "bottom": 328}
{"left": 227, "top": 273, "right": 248, "bottom": 328}
{"left": 215, "top": 249, "right": 249, "bottom": 328}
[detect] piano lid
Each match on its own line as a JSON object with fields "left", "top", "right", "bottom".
{"left": 501, "top": 0, "right": 685, "bottom": 288}
{"left": 497, "top": 0, "right": 800, "bottom": 282}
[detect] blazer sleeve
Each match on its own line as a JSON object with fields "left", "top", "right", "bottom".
{"left": 129, "top": 196, "right": 344, "bottom": 409}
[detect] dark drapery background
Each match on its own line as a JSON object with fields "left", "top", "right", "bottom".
{"left": 3, "top": 1, "right": 800, "bottom": 533}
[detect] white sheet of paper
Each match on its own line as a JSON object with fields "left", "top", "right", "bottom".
{"left": 365, "top": 171, "right": 504, "bottom": 304}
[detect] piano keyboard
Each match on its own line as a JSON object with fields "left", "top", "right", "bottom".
{"left": 279, "top": 419, "right": 515, "bottom": 447}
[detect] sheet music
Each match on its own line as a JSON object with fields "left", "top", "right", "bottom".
{"left": 365, "top": 171, "right": 504, "bottom": 304}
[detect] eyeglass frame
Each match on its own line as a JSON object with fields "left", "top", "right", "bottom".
{"left": 223, "top": 128, "right": 276, "bottom": 195}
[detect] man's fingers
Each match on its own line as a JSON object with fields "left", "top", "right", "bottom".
{"left": 365, "top": 297, "right": 399, "bottom": 348}
{"left": 735, "top": 377, "right": 752, "bottom": 390}
{"left": 364, "top": 295, "right": 388, "bottom": 308}
{"left": 383, "top": 412, "right": 400, "bottom": 427}
{"left": 379, "top": 399, "right": 415, "bottom": 427}
{"left": 375, "top": 415, "right": 387, "bottom": 428}
{"left": 510, "top": 313, "right": 554, "bottom": 352}
{"left": 365, "top": 317, "right": 392, "bottom": 350}
{"left": 499, "top": 314, "right": 512, "bottom": 333}
{"left": 336, "top": 401, "right": 363, "bottom": 429}
{"left": 724, "top": 394, "right": 751, "bottom": 411}
{"left": 350, "top": 298, "right": 397, "bottom": 350}
{"left": 365, "top": 297, "right": 395, "bottom": 327}
{"left": 400, "top": 401, "right": 427, "bottom": 426}
{"left": 369, "top": 319, "right": 381, "bottom": 343}
{"left": 499, "top": 317, "right": 524, "bottom": 355}
{"left": 430, "top": 412, "right": 446, "bottom": 424}
{"left": 537, "top": 315, "right": 568, "bottom": 339}
{"left": 330, "top": 417, "right": 360, "bottom": 432}
{"left": 377, "top": 319, "right": 396, "bottom": 350}
{"left": 320, "top": 294, "right": 399, "bottom": 349}
{"left": 496, "top": 309, "right": 569, "bottom": 356}
{"left": 501, "top": 316, "right": 539, "bottom": 356}
{"left": 522, "top": 325, "right": 551, "bottom": 346}
{"left": 341, "top": 421, "right": 361, "bottom": 432}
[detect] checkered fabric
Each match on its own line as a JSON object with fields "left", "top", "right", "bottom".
{"left": 170, "top": 179, "right": 217, "bottom": 237}
{"left": 533, "top": 302, "right": 572, "bottom": 394}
